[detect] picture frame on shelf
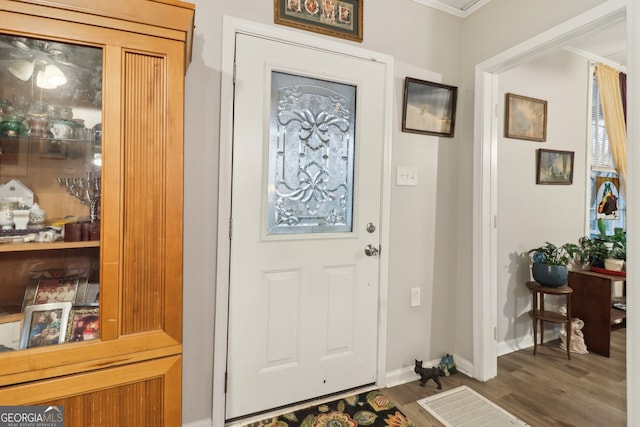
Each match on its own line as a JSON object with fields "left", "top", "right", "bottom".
{"left": 402, "top": 77, "right": 458, "bottom": 138}
{"left": 536, "top": 149, "right": 574, "bottom": 185}
{"left": 83, "top": 282, "right": 100, "bottom": 305}
{"left": 274, "top": 0, "right": 363, "bottom": 42}
{"left": 505, "top": 93, "right": 547, "bottom": 141}
{"left": 21, "top": 284, "right": 37, "bottom": 312}
{"left": 20, "top": 302, "right": 72, "bottom": 349}
{"left": 34, "top": 277, "right": 79, "bottom": 305}
{"left": 65, "top": 306, "right": 100, "bottom": 342}
{"left": 22, "top": 268, "right": 90, "bottom": 310}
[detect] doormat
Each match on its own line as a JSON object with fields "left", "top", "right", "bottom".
{"left": 244, "top": 389, "right": 415, "bottom": 427}
{"left": 417, "top": 385, "right": 529, "bottom": 426}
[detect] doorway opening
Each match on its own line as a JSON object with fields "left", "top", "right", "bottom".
{"left": 472, "top": 0, "right": 628, "bottom": 389}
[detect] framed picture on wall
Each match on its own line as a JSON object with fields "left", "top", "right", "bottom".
{"left": 536, "top": 149, "right": 574, "bottom": 185}
{"left": 274, "top": 0, "right": 363, "bottom": 42}
{"left": 402, "top": 77, "right": 458, "bottom": 137}
{"left": 505, "top": 93, "right": 547, "bottom": 142}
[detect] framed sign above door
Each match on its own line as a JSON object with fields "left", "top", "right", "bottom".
{"left": 274, "top": 0, "right": 363, "bottom": 42}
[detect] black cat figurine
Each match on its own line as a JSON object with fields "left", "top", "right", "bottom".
{"left": 414, "top": 359, "right": 442, "bottom": 389}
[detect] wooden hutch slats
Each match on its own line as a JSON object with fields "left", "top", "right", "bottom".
{"left": 122, "top": 51, "right": 167, "bottom": 334}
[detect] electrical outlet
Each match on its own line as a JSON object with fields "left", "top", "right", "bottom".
{"left": 410, "top": 287, "right": 421, "bottom": 307}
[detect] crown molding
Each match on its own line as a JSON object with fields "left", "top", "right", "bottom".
{"left": 412, "top": 0, "right": 491, "bottom": 18}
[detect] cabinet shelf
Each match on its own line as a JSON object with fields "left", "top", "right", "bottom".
{"left": 0, "top": 312, "right": 22, "bottom": 325}
{"left": 0, "top": 240, "right": 99, "bottom": 253}
{"left": 611, "top": 308, "right": 626, "bottom": 325}
{"left": 0, "top": 135, "right": 95, "bottom": 144}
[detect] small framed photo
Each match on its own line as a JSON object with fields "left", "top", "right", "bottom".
{"left": 22, "top": 268, "right": 89, "bottom": 310}
{"left": 402, "top": 77, "right": 458, "bottom": 138}
{"left": 83, "top": 282, "right": 100, "bottom": 305}
{"left": 34, "top": 278, "right": 79, "bottom": 305}
{"left": 21, "top": 284, "right": 38, "bottom": 312}
{"left": 20, "top": 302, "right": 72, "bottom": 349}
{"left": 505, "top": 93, "right": 547, "bottom": 142}
{"left": 274, "top": 0, "right": 363, "bottom": 42}
{"left": 536, "top": 149, "right": 574, "bottom": 185}
{"left": 65, "top": 306, "right": 100, "bottom": 342}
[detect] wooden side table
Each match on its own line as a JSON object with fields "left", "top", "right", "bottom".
{"left": 527, "top": 281, "right": 573, "bottom": 360}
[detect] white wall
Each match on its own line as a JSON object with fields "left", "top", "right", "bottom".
{"left": 387, "top": 61, "right": 449, "bottom": 371}
{"left": 497, "top": 49, "right": 590, "bottom": 354}
{"left": 181, "top": 0, "right": 611, "bottom": 424}
{"left": 182, "top": 1, "right": 463, "bottom": 424}
{"left": 455, "top": 0, "right": 608, "bottom": 365}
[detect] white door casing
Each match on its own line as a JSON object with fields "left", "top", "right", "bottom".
{"left": 223, "top": 31, "right": 392, "bottom": 419}
{"left": 472, "top": 0, "right": 627, "bottom": 381}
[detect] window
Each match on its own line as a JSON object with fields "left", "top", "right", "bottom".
{"left": 588, "top": 72, "right": 625, "bottom": 237}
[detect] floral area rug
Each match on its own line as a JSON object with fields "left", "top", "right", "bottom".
{"left": 244, "top": 389, "right": 415, "bottom": 427}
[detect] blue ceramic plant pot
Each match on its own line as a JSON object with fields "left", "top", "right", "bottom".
{"left": 532, "top": 263, "right": 568, "bottom": 287}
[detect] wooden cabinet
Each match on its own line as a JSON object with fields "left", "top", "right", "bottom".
{"left": 0, "top": 1, "right": 194, "bottom": 424}
{"left": 568, "top": 270, "right": 626, "bottom": 357}
{"left": 0, "top": 356, "right": 182, "bottom": 425}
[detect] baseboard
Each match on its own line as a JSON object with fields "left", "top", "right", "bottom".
{"left": 183, "top": 418, "right": 212, "bottom": 427}
{"left": 498, "top": 331, "right": 559, "bottom": 357}
{"left": 384, "top": 365, "right": 421, "bottom": 388}
{"left": 454, "top": 354, "right": 473, "bottom": 377}
{"left": 383, "top": 353, "right": 474, "bottom": 388}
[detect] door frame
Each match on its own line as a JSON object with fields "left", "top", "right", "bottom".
{"left": 473, "top": 0, "right": 629, "bottom": 380}
{"left": 212, "top": 16, "right": 394, "bottom": 423}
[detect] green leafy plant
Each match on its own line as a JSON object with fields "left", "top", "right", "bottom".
{"left": 574, "top": 231, "right": 626, "bottom": 267}
{"left": 575, "top": 236, "right": 609, "bottom": 265}
{"left": 528, "top": 241, "right": 580, "bottom": 266}
{"left": 607, "top": 229, "right": 626, "bottom": 260}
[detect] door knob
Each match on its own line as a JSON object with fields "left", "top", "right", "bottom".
{"left": 364, "top": 244, "right": 379, "bottom": 257}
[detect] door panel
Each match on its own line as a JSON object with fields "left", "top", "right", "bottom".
{"left": 226, "top": 33, "right": 386, "bottom": 418}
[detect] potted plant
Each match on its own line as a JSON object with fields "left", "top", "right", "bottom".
{"left": 575, "top": 236, "right": 609, "bottom": 269}
{"left": 576, "top": 229, "right": 626, "bottom": 271}
{"left": 604, "top": 229, "right": 626, "bottom": 272}
{"left": 528, "top": 241, "right": 580, "bottom": 287}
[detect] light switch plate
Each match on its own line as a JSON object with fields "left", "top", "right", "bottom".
{"left": 410, "top": 287, "right": 421, "bottom": 307}
{"left": 397, "top": 166, "right": 418, "bottom": 186}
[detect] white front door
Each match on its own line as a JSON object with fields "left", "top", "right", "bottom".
{"left": 225, "top": 33, "right": 388, "bottom": 419}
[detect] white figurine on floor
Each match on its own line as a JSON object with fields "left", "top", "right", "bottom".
{"left": 559, "top": 306, "right": 588, "bottom": 354}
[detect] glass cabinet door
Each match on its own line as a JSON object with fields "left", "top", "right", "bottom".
{"left": 0, "top": 33, "right": 102, "bottom": 352}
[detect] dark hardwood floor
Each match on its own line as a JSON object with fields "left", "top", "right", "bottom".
{"left": 384, "top": 328, "right": 626, "bottom": 427}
